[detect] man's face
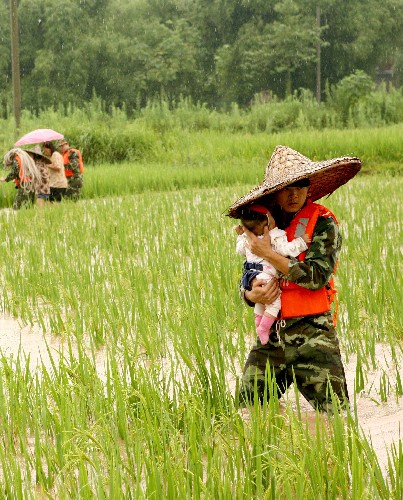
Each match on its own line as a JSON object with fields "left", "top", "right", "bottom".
{"left": 275, "top": 186, "right": 309, "bottom": 214}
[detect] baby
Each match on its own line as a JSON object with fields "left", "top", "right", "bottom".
{"left": 235, "top": 204, "right": 310, "bottom": 344}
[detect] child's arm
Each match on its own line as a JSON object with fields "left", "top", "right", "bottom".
{"left": 235, "top": 228, "right": 247, "bottom": 256}
{"left": 271, "top": 229, "right": 309, "bottom": 258}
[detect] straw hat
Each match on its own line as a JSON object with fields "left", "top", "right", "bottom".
{"left": 227, "top": 145, "right": 361, "bottom": 218}
{"left": 24, "top": 145, "right": 52, "bottom": 164}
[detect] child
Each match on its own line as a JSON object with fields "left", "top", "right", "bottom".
{"left": 235, "top": 204, "right": 311, "bottom": 344}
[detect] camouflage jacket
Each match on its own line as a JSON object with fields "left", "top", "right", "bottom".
{"left": 65, "top": 149, "right": 82, "bottom": 178}
{"left": 285, "top": 215, "right": 341, "bottom": 290}
{"left": 4, "top": 159, "right": 20, "bottom": 183}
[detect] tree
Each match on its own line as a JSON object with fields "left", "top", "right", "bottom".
{"left": 0, "top": 1, "right": 12, "bottom": 116}
{"left": 95, "top": 2, "right": 202, "bottom": 109}
{"left": 215, "top": 20, "right": 274, "bottom": 106}
{"left": 268, "top": 0, "right": 323, "bottom": 96}
{"left": 328, "top": 70, "right": 374, "bottom": 124}
{"left": 0, "top": 0, "right": 401, "bottom": 112}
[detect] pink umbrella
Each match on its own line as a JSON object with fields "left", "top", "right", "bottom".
{"left": 14, "top": 128, "right": 64, "bottom": 146}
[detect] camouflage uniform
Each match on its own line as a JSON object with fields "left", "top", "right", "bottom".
{"left": 64, "top": 149, "right": 83, "bottom": 200}
{"left": 4, "top": 159, "right": 35, "bottom": 210}
{"left": 239, "top": 215, "right": 349, "bottom": 413}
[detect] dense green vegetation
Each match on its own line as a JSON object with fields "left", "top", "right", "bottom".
{"left": 0, "top": 0, "right": 400, "bottom": 492}
{"left": 1, "top": 99, "right": 402, "bottom": 179}
{"left": 1, "top": 122, "right": 402, "bottom": 209}
{"left": 0, "top": 172, "right": 401, "bottom": 496}
{"left": 0, "top": 99, "right": 401, "bottom": 494}
{"left": 0, "top": 0, "right": 401, "bottom": 112}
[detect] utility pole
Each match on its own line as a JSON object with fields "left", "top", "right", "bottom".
{"left": 316, "top": 5, "right": 321, "bottom": 105}
{"left": 10, "top": 0, "right": 21, "bottom": 135}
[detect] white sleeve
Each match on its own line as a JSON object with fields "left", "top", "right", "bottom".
{"left": 271, "top": 229, "right": 308, "bottom": 257}
{"left": 236, "top": 234, "right": 247, "bottom": 256}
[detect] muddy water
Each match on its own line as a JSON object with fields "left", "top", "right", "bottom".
{"left": 0, "top": 315, "right": 402, "bottom": 473}
{"left": 0, "top": 315, "right": 107, "bottom": 380}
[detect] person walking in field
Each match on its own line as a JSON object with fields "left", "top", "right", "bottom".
{"left": 26, "top": 146, "right": 51, "bottom": 207}
{"left": 234, "top": 204, "right": 310, "bottom": 345}
{"left": 227, "top": 145, "right": 361, "bottom": 414}
{"left": 43, "top": 141, "right": 68, "bottom": 202}
{"left": 58, "top": 139, "right": 84, "bottom": 200}
{"left": 1, "top": 147, "right": 49, "bottom": 209}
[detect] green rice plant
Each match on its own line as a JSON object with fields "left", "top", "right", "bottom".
{"left": 354, "top": 354, "right": 366, "bottom": 393}
{"left": 388, "top": 439, "right": 403, "bottom": 499}
{"left": 0, "top": 163, "right": 401, "bottom": 496}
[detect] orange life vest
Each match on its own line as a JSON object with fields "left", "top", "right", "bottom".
{"left": 280, "top": 201, "right": 338, "bottom": 322}
{"left": 13, "top": 155, "right": 31, "bottom": 187}
{"left": 62, "top": 148, "right": 84, "bottom": 177}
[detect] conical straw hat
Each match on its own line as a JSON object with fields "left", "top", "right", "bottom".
{"left": 24, "top": 145, "right": 52, "bottom": 164}
{"left": 227, "top": 145, "right": 361, "bottom": 218}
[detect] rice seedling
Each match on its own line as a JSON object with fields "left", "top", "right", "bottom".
{"left": 0, "top": 159, "right": 400, "bottom": 496}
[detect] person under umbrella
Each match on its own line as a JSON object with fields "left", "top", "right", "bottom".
{"left": 43, "top": 141, "right": 67, "bottom": 202}
{"left": 227, "top": 145, "right": 361, "bottom": 420}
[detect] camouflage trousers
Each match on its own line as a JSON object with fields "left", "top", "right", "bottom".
{"left": 13, "top": 188, "right": 35, "bottom": 210}
{"left": 239, "top": 313, "right": 349, "bottom": 413}
{"left": 65, "top": 176, "right": 83, "bottom": 200}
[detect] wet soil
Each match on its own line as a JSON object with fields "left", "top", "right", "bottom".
{"left": 0, "top": 315, "right": 401, "bottom": 474}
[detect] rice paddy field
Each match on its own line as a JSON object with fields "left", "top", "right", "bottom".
{"left": 0, "top": 125, "right": 402, "bottom": 498}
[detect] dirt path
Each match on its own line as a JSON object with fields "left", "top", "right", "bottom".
{"left": 0, "top": 316, "right": 402, "bottom": 474}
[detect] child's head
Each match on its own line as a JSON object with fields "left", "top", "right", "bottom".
{"left": 239, "top": 204, "right": 275, "bottom": 235}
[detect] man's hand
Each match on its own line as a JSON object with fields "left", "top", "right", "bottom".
{"left": 245, "top": 277, "right": 280, "bottom": 305}
{"left": 243, "top": 226, "right": 291, "bottom": 276}
{"left": 243, "top": 226, "right": 273, "bottom": 259}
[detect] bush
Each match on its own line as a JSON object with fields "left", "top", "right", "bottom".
{"left": 63, "top": 124, "right": 161, "bottom": 164}
{"left": 1, "top": 76, "right": 402, "bottom": 165}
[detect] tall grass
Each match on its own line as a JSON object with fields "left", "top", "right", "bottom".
{"left": 0, "top": 102, "right": 402, "bottom": 165}
{"left": 1, "top": 125, "right": 401, "bottom": 211}
{"left": 0, "top": 169, "right": 401, "bottom": 496}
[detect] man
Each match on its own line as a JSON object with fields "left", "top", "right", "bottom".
{"left": 1, "top": 147, "right": 49, "bottom": 209}
{"left": 227, "top": 145, "right": 362, "bottom": 414}
{"left": 58, "top": 139, "right": 84, "bottom": 200}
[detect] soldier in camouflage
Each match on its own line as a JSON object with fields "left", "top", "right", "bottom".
{"left": 238, "top": 181, "right": 349, "bottom": 413}
{"left": 1, "top": 148, "right": 43, "bottom": 209}
{"left": 58, "top": 140, "right": 83, "bottom": 200}
{"left": 1, "top": 155, "right": 34, "bottom": 209}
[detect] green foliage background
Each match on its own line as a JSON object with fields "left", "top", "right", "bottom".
{"left": 0, "top": 169, "right": 401, "bottom": 497}
{"left": 0, "top": 0, "right": 401, "bottom": 113}
{"left": 1, "top": 95, "right": 402, "bottom": 171}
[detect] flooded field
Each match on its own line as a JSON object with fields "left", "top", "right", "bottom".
{"left": 0, "top": 178, "right": 401, "bottom": 497}
{"left": 1, "top": 314, "right": 401, "bottom": 476}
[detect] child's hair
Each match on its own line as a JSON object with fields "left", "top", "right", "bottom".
{"left": 43, "top": 141, "right": 56, "bottom": 154}
{"left": 239, "top": 208, "right": 268, "bottom": 231}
